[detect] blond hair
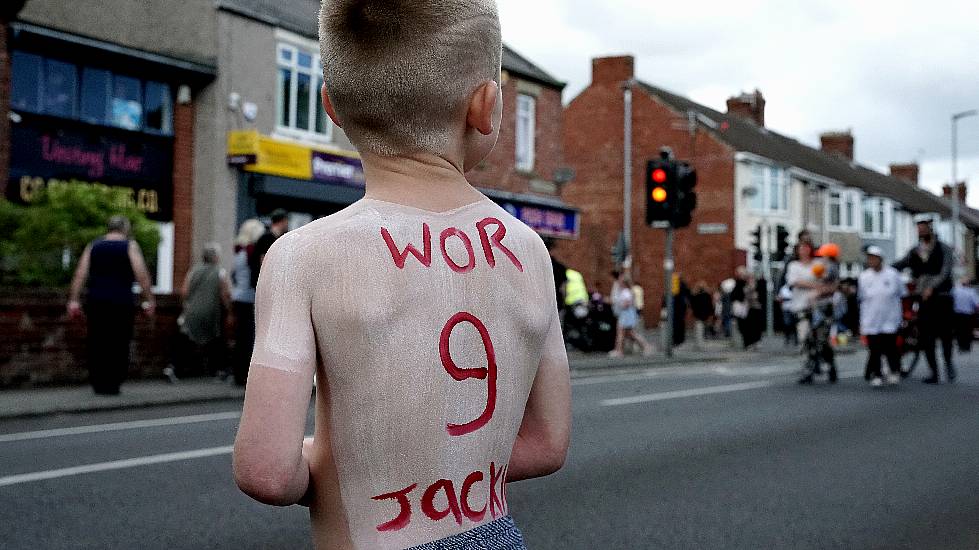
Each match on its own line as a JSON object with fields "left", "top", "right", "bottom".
{"left": 236, "top": 219, "right": 266, "bottom": 248}
{"left": 319, "top": 0, "right": 502, "bottom": 156}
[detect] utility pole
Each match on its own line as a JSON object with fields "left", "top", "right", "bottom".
{"left": 663, "top": 226, "right": 675, "bottom": 357}
{"left": 622, "top": 82, "right": 633, "bottom": 257}
{"left": 952, "top": 110, "right": 977, "bottom": 258}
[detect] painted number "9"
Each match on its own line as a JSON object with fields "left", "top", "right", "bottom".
{"left": 439, "top": 312, "right": 497, "bottom": 437}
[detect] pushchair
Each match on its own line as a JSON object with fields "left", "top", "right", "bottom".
{"left": 798, "top": 301, "right": 838, "bottom": 384}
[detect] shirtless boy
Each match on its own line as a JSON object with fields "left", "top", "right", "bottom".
{"left": 232, "top": 1, "right": 572, "bottom": 549}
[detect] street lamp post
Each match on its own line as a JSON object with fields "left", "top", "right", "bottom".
{"left": 951, "top": 110, "right": 977, "bottom": 255}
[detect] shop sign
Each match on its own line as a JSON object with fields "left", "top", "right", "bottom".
{"left": 497, "top": 200, "right": 579, "bottom": 239}
{"left": 7, "top": 112, "right": 174, "bottom": 221}
{"left": 227, "top": 130, "right": 364, "bottom": 188}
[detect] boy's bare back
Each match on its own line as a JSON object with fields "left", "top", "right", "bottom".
{"left": 250, "top": 197, "right": 561, "bottom": 547}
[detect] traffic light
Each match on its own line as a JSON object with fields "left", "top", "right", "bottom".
{"left": 645, "top": 159, "right": 674, "bottom": 226}
{"left": 673, "top": 162, "right": 697, "bottom": 228}
{"left": 774, "top": 225, "right": 790, "bottom": 262}
{"left": 750, "top": 225, "right": 763, "bottom": 263}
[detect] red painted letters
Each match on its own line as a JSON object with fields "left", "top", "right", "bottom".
{"left": 371, "top": 483, "right": 418, "bottom": 532}
{"left": 372, "top": 464, "right": 506, "bottom": 532}
{"left": 439, "top": 312, "right": 498, "bottom": 436}
{"left": 421, "top": 479, "right": 463, "bottom": 525}
{"left": 439, "top": 228, "right": 476, "bottom": 274}
{"left": 476, "top": 217, "right": 524, "bottom": 272}
{"left": 381, "top": 224, "right": 432, "bottom": 269}
{"left": 380, "top": 218, "right": 522, "bottom": 272}
{"left": 460, "top": 471, "right": 487, "bottom": 522}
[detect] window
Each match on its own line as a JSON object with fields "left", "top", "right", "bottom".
{"left": 515, "top": 94, "right": 536, "bottom": 172}
{"left": 862, "top": 198, "right": 892, "bottom": 237}
{"left": 10, "top": 51, "right": 173, "bottom": 135}
{"left": 144, "top": 82, "right": 173, "bottom": 134}
{"left": 277, "top": 43, "right": 331, "bottom": 139}
{"left": 747, "top": 163, "right": 788, "bottom": 213}
{"left": 828, "top": 190, "right": 861, "bottom": 231}
{"left": 43, "top": 59, "right": 78, "bottom": 118}
{"left": 11, "top": 52, "right": 42, "bottom": 112}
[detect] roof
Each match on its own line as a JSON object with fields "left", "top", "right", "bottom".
{"left": 636, "top": 81, "right": 979, "bottom": 230}
{"left": 217, "top": 0, "right": 563, "bottom": 88}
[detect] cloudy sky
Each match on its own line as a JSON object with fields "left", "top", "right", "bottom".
{"left": 498, "top": 0, "right": 979, "bottom": 206}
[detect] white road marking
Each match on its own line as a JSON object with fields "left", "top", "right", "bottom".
{"left": 0, "top": 446, "right": 234, "bottom": 487}
{"left": 602, "top": 380, "right": 775, "bottom": 406}
{"left": 0, "top": 412, "right": 241, "bottom": 444}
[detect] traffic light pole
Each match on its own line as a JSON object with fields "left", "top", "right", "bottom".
{"left": 663, "top": 226, "right": 675, "bottom": 358}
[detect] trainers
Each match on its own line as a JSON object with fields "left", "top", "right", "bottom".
{"left": 870, "top": 377, "right": 883, "bottom": 387}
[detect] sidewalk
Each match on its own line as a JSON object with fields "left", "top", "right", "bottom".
{"left": 0, "top": 336, "right": 856, "bottom": 420}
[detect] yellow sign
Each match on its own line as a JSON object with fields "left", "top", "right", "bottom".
{"left": 226, "top": 130, "right": 362, "bottom": 182}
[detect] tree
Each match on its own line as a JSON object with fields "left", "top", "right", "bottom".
{"left": 0, "top": 183, "right": 160, "bottom": 287}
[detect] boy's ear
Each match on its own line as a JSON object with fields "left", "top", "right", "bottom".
{"left": 321, "top": 83, "right": 343, "bottom": 128}
{"left": 467, "top": 80, "right": 499, "bottom": 136}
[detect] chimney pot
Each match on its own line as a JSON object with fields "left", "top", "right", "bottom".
{"left": 889, "top": 163, "right": 920, "bottom": 186}
{"left": 725, "top": 89, "right": 765, "bottom": 126}
{"left": 592, "top": 56, "right": 635, "bottom": 85}
{"left": 820, "top": 131, "right": 855, "bottom": 161}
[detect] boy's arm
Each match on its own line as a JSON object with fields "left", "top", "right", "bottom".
{"left": 508, "top": 298, "right": 571, "bottom": 482}
{"left": 233, "top": 237, "right": 317, "bottom": 506}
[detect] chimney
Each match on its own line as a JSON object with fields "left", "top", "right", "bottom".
{"left": 889, "top": 163, "right": 920, "bottom": 186}
{"left": 592, "top": 56, "right": 635, "bottom": 85}
{"left": 725, "top": 90, "right": 766, "bottom": 126}
{"left": 820, "top": 131, "right": 854, "bottom": 161}
{"left": 943, "top": 182, "right": 967, "bottom": 203}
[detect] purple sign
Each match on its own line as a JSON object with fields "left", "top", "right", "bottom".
{"left": 311, "top": 151, "right": 365, "bottom": 188}
{"left": 498, "top": 200, "right": 580, "bottom": 239}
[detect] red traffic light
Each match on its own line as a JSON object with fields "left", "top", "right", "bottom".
{"left": 651, "top": 168, "right": 667, "bottom": 184}
{"left": 651, "top": 187, "right": 668, "bottom": 203}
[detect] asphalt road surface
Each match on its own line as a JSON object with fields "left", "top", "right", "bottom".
{"left": 1, "top": 351, "right": 977, "bottom": 549}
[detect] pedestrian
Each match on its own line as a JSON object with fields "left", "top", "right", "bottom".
{"left": 858, "top": 246, "right": 905, "bottom": 387}
{"left": 67, "top": 215, "right": 155, "bottom": 395}
{"left": 609, "top": 271, "right": 654, "bottom": 357}
{"left": 786, "top": 242, "right": 822, "bottom": 347}
{"left": 671, "top": 275, "right": 690, "bottom": 347}
{"left": 167, "top": 244, "right": 232, "bottom": 381}
{"left": 893, "top": 218, "right": 956, "bottom": 383}
{"left": 249, "top": 208, "right": 289, "bottom": 288}
{"left": 632, "top": 279, "right": 646, "bottom": 327}
{"left": 690, "top": 281, "right": 714, "bottom": 350}
{"left": 732, "top": 267, "right": 764, "bottom": 349}
{"left": 230, "top": 219, "right": 266, "bottom": 386}
{"left": 951, "top": 276, "right": 978, "bottom": 352}
{"left": 233, "top": 3, "right": 571, "bottom": 547}
{"left": 719, "top": 279, "right": 736, "bottom": 339}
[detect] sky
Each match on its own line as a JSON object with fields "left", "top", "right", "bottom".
{"left": 497, "top": 0, "right": 979, "bottom": 207}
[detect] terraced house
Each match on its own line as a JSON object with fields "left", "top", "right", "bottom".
{"left": 560, "top": 55, "right": 979, "bottom": 324}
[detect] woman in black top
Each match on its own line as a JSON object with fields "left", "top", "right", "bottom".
{"left": 68, "top": 216, "right": 156, "bottom": 395}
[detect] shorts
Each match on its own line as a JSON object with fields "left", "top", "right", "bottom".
{"left": 618, "top": 308, "right": 639, "bottom": 329}
{"left": 407, "top": 516, "right": 526, "bottom": 550}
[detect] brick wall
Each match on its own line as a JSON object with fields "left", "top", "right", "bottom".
{"left": 0, "top": 290, "right": 182, "bottom": 388}
{"left": 172, "top": 99, "right": 195, "bottom": 288}
{"left": 466, "top": 73, "right": 564, "bottom": 196}
{"left": 556, "top": 57, "right": 737, "bottom": 325}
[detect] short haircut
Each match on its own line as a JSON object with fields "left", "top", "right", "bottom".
{"left": 107, "top": 215, "right": 131, "bottom": 236}
{"left": 203, "top": 243, "right": 222, "bottom": 264}
{"left": 270, "top": 209, "right": 289, "bottom": 224}
{"left": 319, "top": 0, "right": 503, "bottom": 156}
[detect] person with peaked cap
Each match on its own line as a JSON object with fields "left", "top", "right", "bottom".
{"left": 859, "top": 246, "right": 905, "bottom": 387}
{"left": 893, "top": 216, "right": 956, "bottom": 383}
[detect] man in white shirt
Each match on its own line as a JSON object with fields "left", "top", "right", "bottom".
{"left": 951, "top": 276, "right": 979, "bottom": 352}
{"left": 858, "top": 246, "right": 905, "bottom": 386}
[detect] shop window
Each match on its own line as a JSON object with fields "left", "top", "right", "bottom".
{"left": 81, "top": 68, "right": 111, "bottom": 124}
{"left": 276, "top": 43, "right": 331, "bottom": 140}
{"left": 144, "top": 82, "right": 173, "bottom": 135}
{"left": 43, "top": 59, "right": 77, "bottom": 118}
{"left": 515, "top": 94, "right": 536, "bottom": 172}
{"left": 10, "top": 52, "right": 42, "bottom": 112}
{"left": 111, "top": 75, "right": 143, "bottom": 131}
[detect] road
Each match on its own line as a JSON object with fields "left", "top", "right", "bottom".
{"left": 1, "top": 351, "right": 977, "bottom": 549}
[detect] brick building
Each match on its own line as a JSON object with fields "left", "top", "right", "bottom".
{"left": 558, "top": 55, "right": 979, "bottom": 326}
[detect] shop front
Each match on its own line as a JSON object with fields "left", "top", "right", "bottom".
{"left": 227, "top": 130, "right": 580, "bottom": 239}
